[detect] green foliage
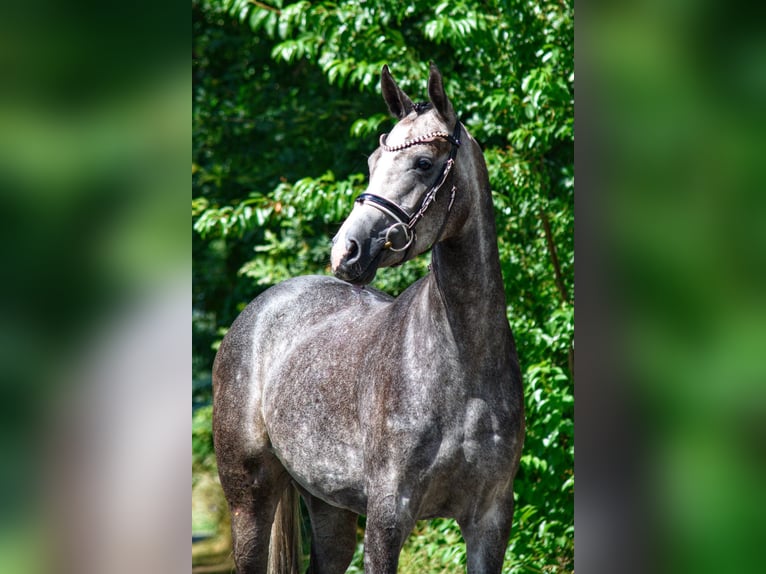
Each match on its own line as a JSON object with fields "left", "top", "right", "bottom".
{"left": 192, "top": 405, "right": 216, "bottom": 479}
{"left": 193, "top": 0, "right": 573, "bottom": 571}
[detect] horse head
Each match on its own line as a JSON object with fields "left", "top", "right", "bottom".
{"left": 331, "top": 64, "right": 468, "bottom": 285}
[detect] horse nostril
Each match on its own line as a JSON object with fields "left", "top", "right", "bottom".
{"left": 346, "top": 238, "right": 360, "bottom": 264}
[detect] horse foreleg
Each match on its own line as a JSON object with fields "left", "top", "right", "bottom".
{"left": 302, "top": 492, "right": 358, "bottom": 574}
{"left": 363, "top": 492, "right": 418, "bottom": 574}
{"left": 458, "top": 498, "right": 515, "bottom": 574}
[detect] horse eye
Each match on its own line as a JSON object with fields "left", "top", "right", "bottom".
{"left": 415, "top": 158, "right": 433, "bottom": 171}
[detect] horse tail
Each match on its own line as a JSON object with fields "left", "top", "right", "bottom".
{"left": 267, "top": 484, "right": 301, "bottom": 574}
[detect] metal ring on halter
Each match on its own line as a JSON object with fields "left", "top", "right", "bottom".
{"left": 384, "top": 221, "right": 415, "bottom": 252}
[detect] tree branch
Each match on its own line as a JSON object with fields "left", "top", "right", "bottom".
{"left": 540, "top": 208, "right": 570, "bottom": 304}
{"left": 248, "top": 0, "right": 281, "bottom": 14}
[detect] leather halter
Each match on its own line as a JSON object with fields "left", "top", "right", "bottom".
{"left": 355, "top": 120, "right": 462, "bottom": 257}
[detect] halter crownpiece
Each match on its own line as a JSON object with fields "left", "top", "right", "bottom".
{"left": 355, "top": 120, "right": 462, "bottom": 255}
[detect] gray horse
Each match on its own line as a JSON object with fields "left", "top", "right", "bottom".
{"left": 213, "top": 64, "right": 525, "bottom": 574}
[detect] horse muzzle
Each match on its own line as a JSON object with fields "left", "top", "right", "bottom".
{"left": 331, "top": 230, "right": 386, "bottom": 285}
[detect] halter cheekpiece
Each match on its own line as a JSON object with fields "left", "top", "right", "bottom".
{"left": 355, "top": 120, "right": 462, "bottom": 255}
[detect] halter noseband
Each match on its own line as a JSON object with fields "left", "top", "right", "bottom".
{"left": 355, "top": 120, "right": 462, "bottom": 256}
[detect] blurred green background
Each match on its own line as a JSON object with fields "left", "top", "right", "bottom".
{"left": 192, "top": 0, "right": 573, "bottom": 572}
{"left": 0, "top": 1, "right": 189, "bottom": 573}
{"left": 578, "top": 1, "right": 766, "bottom": 572}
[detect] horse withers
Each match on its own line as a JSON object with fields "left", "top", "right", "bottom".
{"left": 213, "top": 64, "right": 525, "bottom": 574}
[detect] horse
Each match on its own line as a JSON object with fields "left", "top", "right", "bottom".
{"left": 213, "top": 64, "right": 525, "bottom": 574}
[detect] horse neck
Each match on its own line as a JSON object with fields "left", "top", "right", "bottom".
{"left": 427, "top": 145, "right": 511, "bottom": 361}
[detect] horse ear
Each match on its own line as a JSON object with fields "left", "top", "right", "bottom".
{"left": 381, "top": 65, "right": 415, "bottom": 119}
{"left": 427, "top": 63, "right": 456, "bottom": 125}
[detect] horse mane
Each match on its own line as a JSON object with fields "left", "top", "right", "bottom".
{"left": 413, "top": 101, "right": 432, "bottom": 114}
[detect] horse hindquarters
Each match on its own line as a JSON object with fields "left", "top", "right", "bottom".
{"left": 213, "top": 303, "right": 296, "bottom": 573}
{"left": 214, "top": 406, "right": 292, "bottom": 573}
{"left": 220, "top": 469, "right": 292, "bottom": 574}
